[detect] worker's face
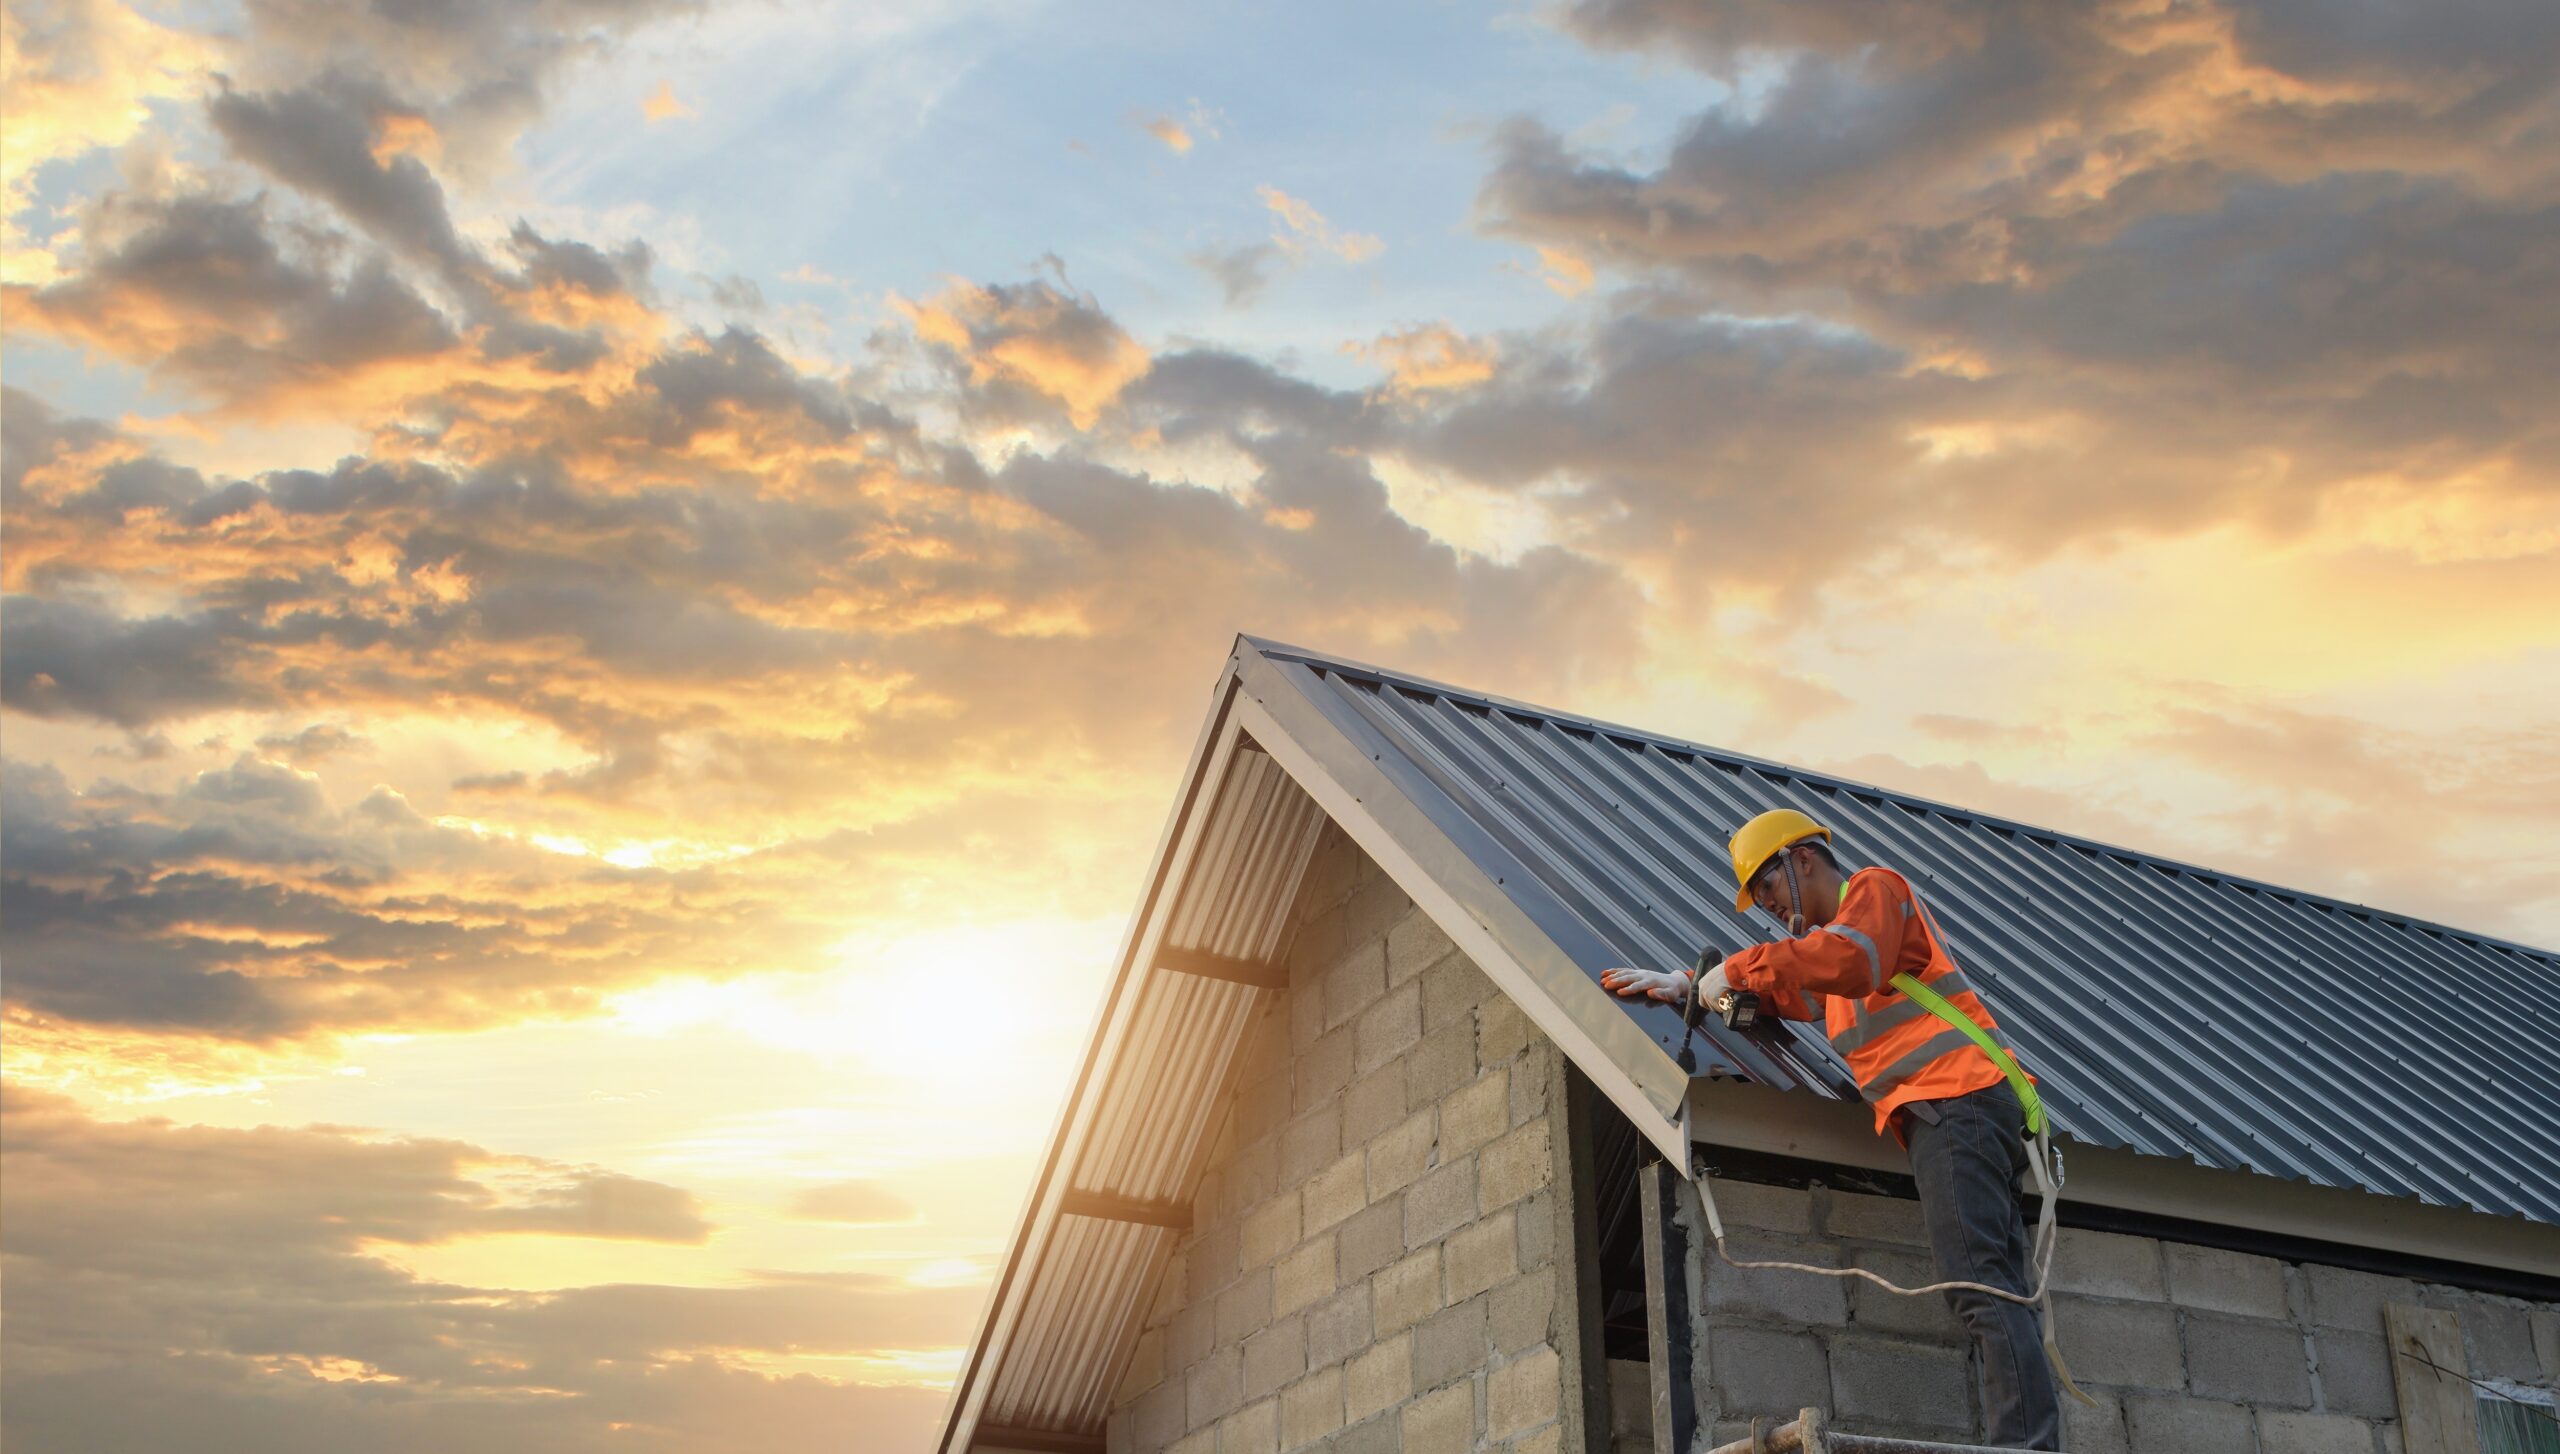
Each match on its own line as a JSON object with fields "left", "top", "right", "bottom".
{"left": 1748, "top": 846, "right": 1837, "bottom": 925}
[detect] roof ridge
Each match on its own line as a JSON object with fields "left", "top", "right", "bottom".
{"left": 1234, "top": 634, "right": 2559, "bottom": 963}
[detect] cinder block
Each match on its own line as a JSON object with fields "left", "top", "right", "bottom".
{"left": 1829, "top": 1336, "right": 1972, "bottom": 1434}
{"left": 2062, "top": 1388, "right": 2130, "bottom": 1454}
{"left": 2436, "top": 1290, "right": 2541, "bottom": 1381}
{"left": 1400, "top": 1379, "right": 1476, "bottom": 1454}
{"left": 1844, "top": 1246, "right": 1963, "bottom": 1340}
{"left": 1345, "top": 1334, "right": 1412, "bottom": 1423}
{"left": 1305, "top": 1150, "right": 1368, "bottom": 1234}
{"left": 1279, "top": 1364, "right": 1344, "bottom": 1448}
{"left": 1608, "top": 1359, "right": 1652, "bottom": 1441}
{"left": 1404, "top": 1156, "right": 1478, "bottom": 1249}
{"left": 1275, "top": 1234, "right": 1336, "bottom": 1318}
{"left": 2313, "top": 1330, "right": 2396, "bottom": 1419}
{"left": 1375, "top": 1246, "right": 1444, "bottom": 1336}
{"left": 1366, "top": 1110, "right": 1433, "bottom": 1200}
{"left": 1341, "top": 1064, "right": 1407, "bottom": 1148}
{"left": 1189, "top": 1345, "right": 1244, "bottom": 1429}
{"left": 2258, "top": 1409, "right": 2380, "bottom": 1454}
{"left": 2183, "top": 1313, "right": 2313, "bottom": 1408}
{"left": 1509, "top": 1048, "right": 1551, "bottom": 1124}
{"left": 1168, "top": 1425, "right": 1216, "bottom": 1454}
{"left": 1406, "top": 1020, "right": 1476, "bottom": 1103}
{"left": 1243, "top": 1315, "right": 1306, "bottom": 1401}
{"left": 2123, "top": 1394, "right": 2251, "bottom": 1454}
{"left": 1326, "top": 1414, "right": 1395, "bottom": 1454}
{"left": 1337, "top": 1198, "right": 1405, "bottom": 1284}
{"left": 1707, "top": 1235, "right": 1850, "bottom": 1327}
{"left": 1414, "top": 1295, "right": 1488, "bottom": 1391}
{"left": 1447, "top": 1210, "right": 1522, "bottom": 1302}
{"left": 1490, "top": 1268, "right": 1558, "bottom": 1354}
{"left": 1341, "top": 870, "right": 1412, "bottom": 951}
{"left": 1118, "top": 1326, "right": 1167, "bottom": 1405}
{"left": 1710, "top": 1324, "right": 1831, "bottom": 1418}
{"left": 1440, "top": 1068, "right": 1512, "bottom": 1160}
{"left": 1510, "top": 1424, "right": 1563, "bottom": 1454}
{"left": 1479, "top": 994, "right": 1533, "bottom": 1064}
{"left": 1481, "top": 1118, "right": 1553, "bottom": 1212}
{"left": 1324, "top": 939, "right": 1388, "bottom": 1031}
{"left": 2163, "top": 1243, "right": 2290, "bottom": 1320}
{"left": 1354, "top": 983, "right": 1421, "bottom": 1075}
{"left": 1488, "top": 1344, "right": 1562, "bottom": 1438}
{"left": 2052, "top": 1228, "right": 2167, "bottom": 1301}
{"left": 1825, "top": 1189, "right": 1926, "bottom": 1245}
{"left": 2535, "top": 1309, "right": 2560, "bottom": 1381}
{"left": 2051, "top": 1297, "right": 2183, "bottom": 1390}
{"left": 1305, "top": 1284, "right": 1372, "bottom": 1369}
{"left": 1170, "top": 1301, "right": 1216, "bottom": 1369}
{"left": 1296, "top": 1031, "right": 1356, "bottom": 1116}
{"left": 1514, "top": 1187, "right": 1557, "bottom": 1272}
{"left": 2305, "top": 1265, "right": 2418, "bottom": 1330}
{"left": 1386, "top": 908, "right": 1454, "bottom": 985}
{"left": 1421, "top": 954, "right": 1495, "bottom": 1031}
{"left": 1133, "top": 1377, "right": 1187, "bottom": 1449}
{"left": 1703, "top": 1177, "right": 1814, "bottom": 1234}
{"left": 1241, "top": 1191, "right": 1303, "bottom": 1270}
{"left": 1189, "top": 1223, "right": 1241, "bottom": 1304}
{"left": 1219, "top": 1397, "right": 1278, "bottom": 1454}
{"left": 1218, "top": 1268, "right": 1275, "bottom": 1348}
{"left": 1280, "top": 1104, "right": 1342, "bottom": 1185}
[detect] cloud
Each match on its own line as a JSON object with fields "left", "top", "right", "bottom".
{"left": 785, "top": 1179, "right": 919, "bottom": 1223}
{"left": 644, "top": 78, "right": 696, "bottom": 124}
{"left": 1141, "top": 114, "right": 1192, "bottom": 153}
{"left": 1346, "top": 323, "right": 1499, "bottom": 396}
{"left": 0, "top": 0, "right": 211, "bottom": 284}
{"left": 895, "top": 274, "right": 1151, "bottom": 428}
{"left": 1134, "top": 99, "right": 1221, "bottom": 155}
{"left": 1258, "top": 185, "right": 1385, "bottom": 264}
{"left": 0, "top": 1086, "right": 957, "bottom": 1454}
{"left": 1189, "top": 241, "right": 1280, "bottom": 306}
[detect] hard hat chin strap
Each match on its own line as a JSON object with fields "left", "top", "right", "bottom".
{"left": 1781, "top": 849, "right": 1807, "bottom": 937}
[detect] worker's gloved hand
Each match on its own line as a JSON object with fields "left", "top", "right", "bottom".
{"left": 1598, "top": 966, "right": 1691, "bottom": 1005}
{"left": 1695, "top": 964, "right": 1734, "bottom": 1009}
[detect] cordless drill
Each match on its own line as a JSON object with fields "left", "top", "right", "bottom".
{"left": 1696, "top": 946, "right": 1761, "bottom": 1032}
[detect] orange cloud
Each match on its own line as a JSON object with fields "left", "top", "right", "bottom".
{"left": 894, "top": 276, "right": 1150, "bottom": 429}
{"left": 644, "top": 77, "right": 696, "bottom": 124}
{"left": 1346, "top": 322, "right": 1498, "bottom": 396}
{"left": 0, "top": 0, "right": 210, "bottom": 284}
{"left": 1257, "top": 185, "right": 1384, "bottom": 263}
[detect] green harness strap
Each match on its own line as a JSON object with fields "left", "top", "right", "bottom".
{"left": 1890, "top": 971, "right": 2046, "bottom": 1137}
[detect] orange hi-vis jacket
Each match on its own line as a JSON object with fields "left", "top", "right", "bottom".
{"left": 1722, "top": 865, "right": 2030, "bottom": 1140}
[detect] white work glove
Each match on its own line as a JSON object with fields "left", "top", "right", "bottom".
{"left": 1601, "top": 964, "right": 1733, "bottom": 1012}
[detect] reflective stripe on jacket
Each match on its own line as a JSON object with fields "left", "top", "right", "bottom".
{"left": 1722, "top": 866, "right": 2029, "bottom": 1140}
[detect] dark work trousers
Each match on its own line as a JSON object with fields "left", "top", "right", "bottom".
{"left": 1903, "top": 1082, "right": 2062, "bottom": 1450}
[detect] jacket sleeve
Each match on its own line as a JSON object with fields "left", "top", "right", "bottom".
{"left": 1717, "top": 943, "right": 1826, "bottom": 1021}
{"left": 1724, "top": 869, "right": 1911, "bottom": 1003}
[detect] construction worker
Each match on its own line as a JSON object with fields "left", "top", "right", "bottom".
{"left": 1601, "top": 808, "right": 2063, "bottom": 1451}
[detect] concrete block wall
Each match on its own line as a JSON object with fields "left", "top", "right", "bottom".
{"left": 1661, "top": 1173, "right": 2560, "bottom": 1453}
{"left": 1107, "top": 824, "right": 1591, "bottom": 1454}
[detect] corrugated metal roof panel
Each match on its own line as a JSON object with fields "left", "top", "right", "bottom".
{"left": 1254, "top": 641, "right": 2560, "bottom": 1226}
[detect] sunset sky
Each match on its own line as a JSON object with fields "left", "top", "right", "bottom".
{"left": 4, "top": 1, "right": 2557, "bottom": 1450}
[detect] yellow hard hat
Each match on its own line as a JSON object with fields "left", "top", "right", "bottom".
{"left": 1727, "top": 808, "right": 1832, "bottom": 911}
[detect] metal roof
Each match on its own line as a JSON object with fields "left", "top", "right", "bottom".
{"left": 1250, "top": 638, "right": 2560, "bottom": 1225}
{"left": 934, "top": 635, "right": 2560, "bottom": 1453}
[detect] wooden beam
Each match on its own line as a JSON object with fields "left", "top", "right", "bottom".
{"left": 970, "top": 1425, "right": 1105, "bottom": 1454}
{"left": 2385, "top": 1303, "right": 2480, "bottom": 1454}
{"left": 1155, "top": 944, "right": 1289, "bottom": 990}
{"left": 1640, "top": 1157, "right": 1701, "bottom": 1454}
{"left": 1057, "top": 1189, "right": 1192, "bottom": 1231}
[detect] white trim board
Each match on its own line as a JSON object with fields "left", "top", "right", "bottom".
{"left": 1687, "top": 1078, "right": 2560, "bottom": 1281}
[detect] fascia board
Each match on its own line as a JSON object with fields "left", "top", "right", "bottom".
{"left": 1231, "top": 647, "right": 1694, "bottom": 1168}
{"left": 1686, "top": 1078, "right": 2560, "bottom": 1281}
